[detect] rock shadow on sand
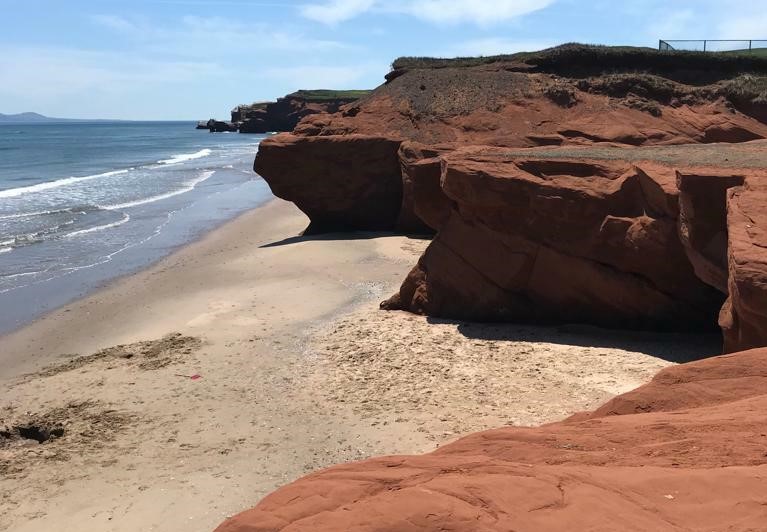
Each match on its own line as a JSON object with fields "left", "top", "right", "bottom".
{"left": 260, "top": 230, "right": 431, "bottom": 248}
{"left": 432, "top": 318, "right": 722, "bottom": 363}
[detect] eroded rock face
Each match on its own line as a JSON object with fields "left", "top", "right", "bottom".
{"left": 720, "top": 183, "right": 767, "bottom": 352}
{"left": 383, "top": 150, "right": 724, "bottom": 331}
{"left": 384, "top": 147, "right": 767, "bottom": 347}
{"left": 254, "top": 135, "right": 408, "bottom": 233}
{"left": 398, "top": 142, "right": 454, "bottom": 232}
{"left": 215, "top": 348, "right": 767, "bottom": 532}
{"left": 253, "top": 56, "right": 767, "bottom": 345}
{"left": 293, "top": 69, "right": 767, "bottom": 147}
{"left": 254, "top": 64, "right": 767, "bottom": 235}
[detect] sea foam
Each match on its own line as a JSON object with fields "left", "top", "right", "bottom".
{"left": 99, "top": 170, "right": 215, "bottom": 210}
{"left": 158, "top": 148, "right": 212, "bottom": 165}
{"left": 64, "top": 213, "right": 131, "bottom": 239}
{"left": 0, "top": 170, "right": 129, "bottom": 199}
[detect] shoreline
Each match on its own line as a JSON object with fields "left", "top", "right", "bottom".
{"left": 0, "top": 195, "right": 278, "bottom": 378}
{"left": 0, "top": 198, "right": 438, "bottom": 531}
{"left": 0, "top": 123, "right": 268, "bottom": 337}
{"left": 0, "top": 198, "right": 720, "bottom": 532}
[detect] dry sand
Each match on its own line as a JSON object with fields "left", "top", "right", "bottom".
{"left": 0, "top": 199, "right": 720, "bottom": 532}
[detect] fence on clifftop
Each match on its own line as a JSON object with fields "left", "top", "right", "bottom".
{"left": 659, "top": 40, "right": 767, "bottom": 53}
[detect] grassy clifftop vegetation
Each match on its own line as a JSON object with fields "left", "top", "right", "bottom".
{"left": 392, "top": 44, "right": 767, "bottom": 77}
{"left": 289, "top": 89, "right": 372, "bottom": 101}
{"left": 387, "top": 44, "right": 767, "bottom": 111}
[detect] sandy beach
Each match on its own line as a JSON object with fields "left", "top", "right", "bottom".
{"left": 0, "top": 198, "right": 720, "bottom": 532}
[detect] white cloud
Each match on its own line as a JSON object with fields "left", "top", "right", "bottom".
{"left": 0, "top": 45, "right": 226, "bottom": 118}
{"left": 300, "top": 0, "right": 376, "bottom": 25}
{"left": 300, "top": 0, "right": 554, "bottom": 26}
{"left": 451, "top": 37, "right": 556, "bottom": 56}
{"left": 89, "top": 14, "right": 346, "bottom": 56}
{"left": 0, "top": 46, "right": 221, "bottom": 97}
{"left": 399, "top": 0, "right": 555, "bottom": 25}
{"left": 90, "top": 14, "right": 140, "bottom": 33}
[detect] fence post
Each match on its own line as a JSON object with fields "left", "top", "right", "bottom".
{"left": 750, "top": 40, "right": 753, "bottom": 50}
{"left": 703, "top": 40, "right": 707, "bottom": 51}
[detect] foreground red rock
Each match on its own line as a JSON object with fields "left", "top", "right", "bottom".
{"left": 215, "top": 348, "right": 767, "bottom": 531}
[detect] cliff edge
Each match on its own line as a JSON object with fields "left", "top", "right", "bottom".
{"left": 254, "top": 44, "right": 767, "bottom": 351}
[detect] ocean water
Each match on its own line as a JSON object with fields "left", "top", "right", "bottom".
{"left": 0, "top": 122, "right": 273, "bottom": 334}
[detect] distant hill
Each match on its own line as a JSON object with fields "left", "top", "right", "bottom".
{"left": 0, "top": 112, "right": 82, "bottom": 123}
{"left": 0, "top": 112, "right": 124, "bottom": 123}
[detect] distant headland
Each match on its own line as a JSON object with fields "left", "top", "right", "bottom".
{"left": 0, "top": 112, "right": 134, "bottom": 124}
{"left": 197, "top": 89, "right": 372, "bottom": 133}
{"left": 0, "top": 112, "right": 76, "bottom": 123}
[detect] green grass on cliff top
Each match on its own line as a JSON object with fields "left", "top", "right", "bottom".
{"left": 722, "top": 47, "right": 767, "bottom": 57}
{"left": 289, "top": 89, "right": 372, "bottom": 101}
{"left": 391, "top": 43, "right": 767, "bottom": 74}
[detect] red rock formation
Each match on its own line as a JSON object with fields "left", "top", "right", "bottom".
{"left": 720, "top": 182, "right": 767, "bottom": 352}
{"left": 215, "top": 348, "right": 767, "bottom": 532}
{"left": 291, "top": 69, "right": 767, "bottom": 147}
{"left": 383, "top": 146, "right": 767, "bottom": 347}
{"left": 254, "top": 64, "right": 767, "bottom": 235}
{"left": 383, "top": 149, "right": 728, "bottom": 332}
{"left": 677, "top": 170, "right": 745, "bottom": 292}
{"left": 252, "top": 49, "right": 767, "bottom": 347}
{"left": 254, "top": 135, "right": 424, "bottom": 233}
{"left": 235, "top": 90, "right": 371, "bottom": 134}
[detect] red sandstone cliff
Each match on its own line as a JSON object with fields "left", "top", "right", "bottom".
{"left": 381, "top": 143, "right": 767, "bottom": 354}
{"left": 254, "top": 45, "right": 767, "bottom": 352}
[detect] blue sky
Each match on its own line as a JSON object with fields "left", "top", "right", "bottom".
{"left": 1, "top": 0, "right": 765, "bottom": 120}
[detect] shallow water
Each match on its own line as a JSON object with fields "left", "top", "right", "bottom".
{"left": 0, "top": 122, "right": 272, "bottom": 334}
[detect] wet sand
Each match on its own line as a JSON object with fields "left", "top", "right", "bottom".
{"left": 0, "top": 199, "right": 720, "bottom": 532}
